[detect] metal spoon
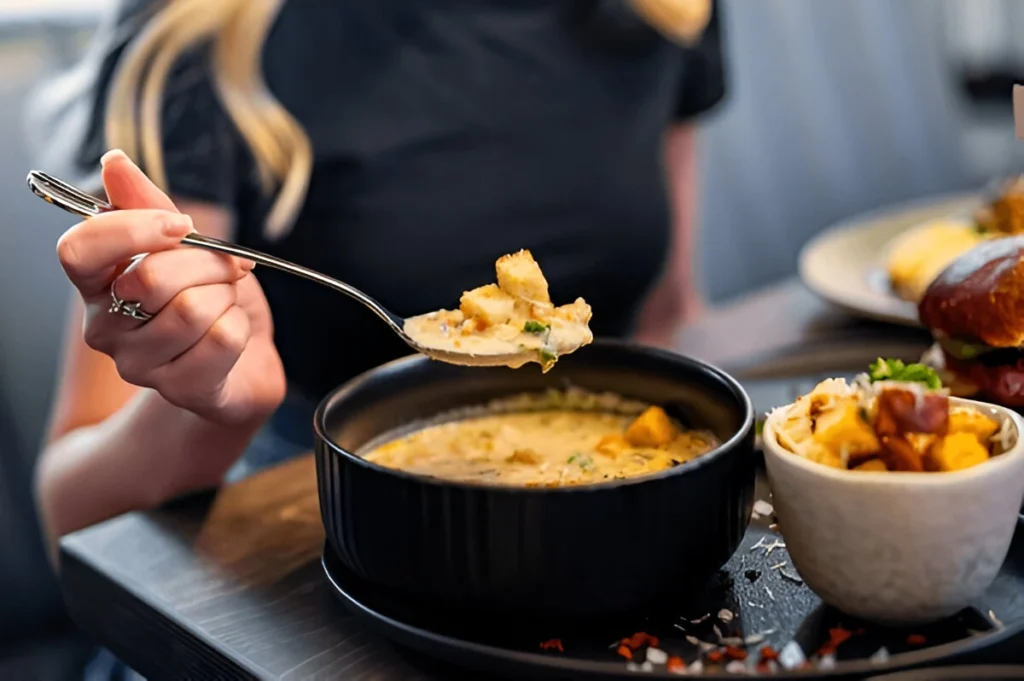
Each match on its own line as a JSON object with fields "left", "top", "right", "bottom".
{"left": 27, "top": 170, "right": 533, "bottom": 368}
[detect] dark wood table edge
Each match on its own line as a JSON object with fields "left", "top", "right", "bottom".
{"left": 61, "top": 531, "right": 268, "bottom": 681}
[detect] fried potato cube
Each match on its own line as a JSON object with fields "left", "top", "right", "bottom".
{"left": 595, "top": 433, "right": 629, "bottom": 458}
{"left": 804, "top": 442, "right": 844, "bottom": 469}
{"left": 930, "top": 432, "right": 990, "bottom": 472}
{"left": 496, "top": 249, "right": 550, "bottom": 303}
{"left": 812, "top": 402, "right": 880, "bottom": 459}
{"left": 624, "top": 406, "right": 677, "bottom": 448}
{"left": 948, "top": 408, "right": 999, "bottom": 443}
{"left": 852, "top": 458, "right": 888, "bottom": 472}
{"left": 459, "top": 284, "right": 516, "bottom": 328}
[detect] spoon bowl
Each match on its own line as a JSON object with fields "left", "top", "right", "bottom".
{"left": 27, "top": 170, "right": 557, "bottom": 368}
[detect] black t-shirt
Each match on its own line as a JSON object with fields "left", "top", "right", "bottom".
{"left": 64, "top": 0, "right": 727, "bottom": 400}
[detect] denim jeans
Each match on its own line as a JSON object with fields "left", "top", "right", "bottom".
{"left": 83, "top": 389, "right": 317, "bottom": 681}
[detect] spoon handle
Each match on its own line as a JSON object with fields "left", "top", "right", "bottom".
{"left": 179, "top": 233, "right": 404, "bottom": 332}
{"left": 27, "top": 170, "right": 405, "bottom": 335}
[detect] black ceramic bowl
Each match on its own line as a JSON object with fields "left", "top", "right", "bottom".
{"left": 314, "top": 340, "right": 756, "bottom": 618}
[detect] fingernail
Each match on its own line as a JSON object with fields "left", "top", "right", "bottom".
{"left": 100, "top": 149, "right": 130, "bottom": 167}
{"left": 240, "top": 259, "right": 256, "bottom": 271}
{"left": 163, "top": 214, "right": 193, "bottom": 237}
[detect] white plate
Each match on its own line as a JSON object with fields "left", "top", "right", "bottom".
{"left": 798, "top": 192, "right": 981, "bottom": 327}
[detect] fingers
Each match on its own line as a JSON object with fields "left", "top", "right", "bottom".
{"left": 154, "top": 305, "right": 252, "bottom": 411}
{"left": 57, "top": 209, "right": 194, "bottom": 298}
{"left": 101, "top": 149, "right": 179, "bottom": 212}
{"left": 104, "top": 284, "right": 239, "bottom": 377}
{"left": 114, "top": 248, "right": 254, "bottom": 314}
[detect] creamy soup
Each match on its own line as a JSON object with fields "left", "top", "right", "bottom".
{"left": 403, "top": 249, "right": 593, "bottom": 371}
{"left": 363, "top": 405, "right": 719, "bottom": 487}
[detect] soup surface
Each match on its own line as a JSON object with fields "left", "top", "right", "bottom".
{"left": 363, "top": 405, "right": 719, "bottom": 486}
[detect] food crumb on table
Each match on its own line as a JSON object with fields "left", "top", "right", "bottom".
{"left": 539, "top": 638, "right": 563, "bottom": 652}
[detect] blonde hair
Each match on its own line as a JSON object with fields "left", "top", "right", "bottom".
{"left": 105, "top": 0, "right": 312, "bottom": 240}
{"left": 103, "top": 0, "right": 709, "bottom": 240}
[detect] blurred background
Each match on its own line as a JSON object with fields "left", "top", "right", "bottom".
{"left": 3, "top": 0, "right": 1024, "bottom": 677}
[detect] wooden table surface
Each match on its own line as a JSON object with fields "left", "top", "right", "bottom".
{"left": 59, "top": 279, "right": 946, "bottom": 681}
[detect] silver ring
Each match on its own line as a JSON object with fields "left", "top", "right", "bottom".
{"left": 109, "top": 287, "right": 154, "bottom": 323}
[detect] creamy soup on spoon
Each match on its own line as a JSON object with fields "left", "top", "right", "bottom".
{"left": 403, "top": 249, "right": 593, "bottom": 371}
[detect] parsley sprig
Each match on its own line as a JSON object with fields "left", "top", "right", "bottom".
{"left": 867, "top": 358, "right": 942, "bottom": 390}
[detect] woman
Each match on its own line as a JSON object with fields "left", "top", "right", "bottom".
{"left": 34, "top": 0, "right": 724, "bottom": 629}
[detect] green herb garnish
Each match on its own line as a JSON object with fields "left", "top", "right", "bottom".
{"left": 524, "top": 320, "right": 549, "bottom": 333}
{"left": 867, "top": 358, "right": 942, "bottom": 390}
{"left": 568, "top": 452, "right": 593, "bottom": 470}
{"left": 539, "top": 348, "right": 557, "bottom": 363}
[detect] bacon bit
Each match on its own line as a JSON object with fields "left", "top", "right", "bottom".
{"left": 706, "top": 649, "right": 726, "bottom": 664}
{"left": 539, "top": 639, "right": 564, "bottom": 652}
{"left": 907, "top": 634, "right": 927, "bottom": 646}
{"left": 875, "top": 388, "right": 949, "bottom": 437}
{"left": 880, "top": 435, "right": 926, "bottom": 472}
{"left": 616, "top": 645, "right": 633, "bottom": 660}
{"left": 725, "top": 645, "right": 747, "bottom": 661}
{"left": 666, "top": 656, "right": 686, "bottom": 673}
{"left": 759, "top": 645, "right": 780, "bottom": 662}
{"left": 621, "top": 632, "right": 660, "bottom": 650}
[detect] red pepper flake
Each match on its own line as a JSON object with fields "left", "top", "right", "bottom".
{"left": 706, "top": 649, "right": 726, "bottom": 664}
{"left": 539, "top": 639, "right": 564, "bottom": 653}
{"left": 666, "top": 656, "right": 686, "bottom": 673}
{"left": 907, "top": 634, "right": 927, "bottom": 646}
{"left": 830, "top": 627, "right": 853, "bottom": 646}
{"left": 817, "top": 626, "right": 854, "bottom": 656}
{"left": 759, "top": 645, "right": 780, "bottom": 662}
{"left": 616, "top": 645, "right": 633, "bottom": 660}
{"left": 621, "top": 632, "right": 660, "bottom": 650}
{"left": 725, "top": 645, "right": 748, "bottom": 661}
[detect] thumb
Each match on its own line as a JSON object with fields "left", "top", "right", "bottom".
{"left": 100, "top": 149, "right": 179, "bottom": 213}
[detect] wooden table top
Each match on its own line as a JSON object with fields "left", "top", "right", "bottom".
{"left": 59, "top": 279, "right": 943, "bottom": 681}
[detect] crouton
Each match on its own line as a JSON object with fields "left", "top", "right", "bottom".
{"left": 624, "top": 406, "right": 677, "bottom": 448}
{"left": 496, "top": 250, "right": 550, "bottom": 303}
{"left": 459, "top": 284, "right": 516, "bottom": 328}
{"left": 554, "top": 298, "right": 593, "bottom": 326}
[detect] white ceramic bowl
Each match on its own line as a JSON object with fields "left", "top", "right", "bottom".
{"left": 762, "top": 397, "right": 1024, "bottom": 625}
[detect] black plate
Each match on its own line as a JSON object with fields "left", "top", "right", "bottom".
{"left": 322, "top": 471, "right": 1024, "bottom": 680}
{"left": 866, "top": 665, "right": 1024, "bottom": 680}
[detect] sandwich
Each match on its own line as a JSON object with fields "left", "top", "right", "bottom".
{"left": 918, "top": 235, "right": 1024, "bottom": 406}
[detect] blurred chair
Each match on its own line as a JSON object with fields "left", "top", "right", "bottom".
{"left": 0, "top": 5, "right": 108, "bottom": 680}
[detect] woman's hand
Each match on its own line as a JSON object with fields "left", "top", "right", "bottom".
{"left": 56, "top": 150, "right": 286, "bottom": 427}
